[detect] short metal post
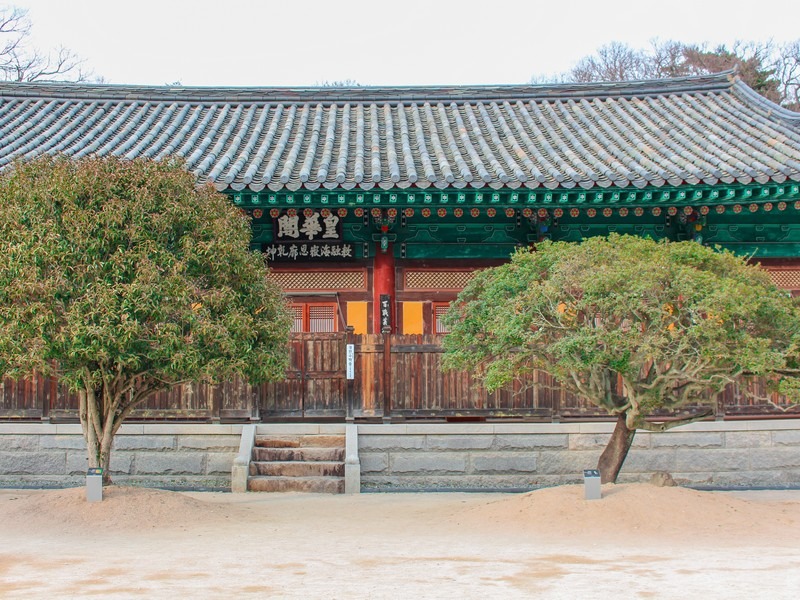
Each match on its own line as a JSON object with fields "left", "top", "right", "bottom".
{"left": 583, "top": 469, "right": 601, "bottom": 500}
{"left": 86, "top": 468, "right": 103, "bottom": 502}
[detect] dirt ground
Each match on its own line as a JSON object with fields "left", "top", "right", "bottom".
{"left": 1, "top": 484, "right": 799, "bottom": 599}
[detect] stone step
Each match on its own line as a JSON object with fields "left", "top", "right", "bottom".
{"left": 250, "top": 461, "right": 344, "bottom": 478}
{"left": 255, "top": 435, "right": 345, "bottom": 449}
{"left": 253, "top": 447, "right": 344, "bottom": 462}
{"left": 248, "top": 476, "right": 344, "bottom": 494}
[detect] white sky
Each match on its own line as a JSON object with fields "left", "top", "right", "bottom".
{"left": 14, "top": 0, "right": 800, "bottom": 87}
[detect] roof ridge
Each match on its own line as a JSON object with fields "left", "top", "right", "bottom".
{"left": 731, "top": 79, "right": 800, "bottom": 122}
{"left": 0, "top": 72, "right": 735, "bottom": 105}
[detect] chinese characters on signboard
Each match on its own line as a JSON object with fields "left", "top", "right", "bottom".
{"left": 264, "top": 210, "right": 353, "bottom": 262}
{"left": 380, "top": 294, "right": 391, "bottom": 331}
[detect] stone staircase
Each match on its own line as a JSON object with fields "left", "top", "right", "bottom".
{"left": 248, "top": 432, "right": 345, "bottom": 493}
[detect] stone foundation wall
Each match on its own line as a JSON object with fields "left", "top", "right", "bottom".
{"left": 358, "top": 421, "right": 800, "bottom": 491}
{"left": 0, "top": 423, "right": 242, "bottom": 490}
{"left": 3, "top": 420, "right": 800, "bottom": 491}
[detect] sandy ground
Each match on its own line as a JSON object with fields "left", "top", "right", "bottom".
{"left": 1, "top": 484, "right": 799, "bottom": 599}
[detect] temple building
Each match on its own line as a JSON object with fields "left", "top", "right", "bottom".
{"left": 1, "top": 72, "right": 799, "bottom": 336}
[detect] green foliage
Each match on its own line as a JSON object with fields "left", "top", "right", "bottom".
{"left": 442, "top": 235, "right": 800, "bottom": 429}
{"left": 0, "top": 156, "right": 291, "bottom": 464}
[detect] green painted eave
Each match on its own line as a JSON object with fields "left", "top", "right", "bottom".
{"left": 229, "top": 183, "right": 800, "bottom": 210}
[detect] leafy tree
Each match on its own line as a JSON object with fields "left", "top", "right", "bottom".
{"left": 1, "top": 6, "right": 92, "bottom": 82}
{"left": 0, "top": 156, "right": 291, "bottom": 483}
{"left": 442, "top": 235, "right": 800, "bottom": 483}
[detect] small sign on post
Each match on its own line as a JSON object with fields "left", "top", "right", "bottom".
{"left": 86, "top": 468, "right": 103, "bottom": 503}
{"left": 583, "top": 469, "right": 601, "bottom": 500}
{"left": 346, "top": 343, "right": 355, "bottom": 380}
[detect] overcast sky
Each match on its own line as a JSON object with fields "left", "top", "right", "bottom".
{"left": 15, "top": 0, "right": 800, "bottom": 87}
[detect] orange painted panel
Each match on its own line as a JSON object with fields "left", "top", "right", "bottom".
{"left": 402, "top": 302, "right": 424, "bottom": 334}
{"left": 347, "top": 301, "right": 368, "bottom": 334}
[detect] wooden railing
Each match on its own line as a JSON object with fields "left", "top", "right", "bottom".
{"left": 2, "top": 333, "right": 798, "bottom": 422}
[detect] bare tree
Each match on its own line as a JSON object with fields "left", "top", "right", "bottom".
{"left": 1, "top": 6, "right": 91, "bottom": 82}
{"left": 570, "top": 41, "right": 652, "bottom": 82}
{"left": 537, "top": 39, "right": 796, "bottom": 108}
{"left": 775, "top": 40, "right": 800, "bottom": 111}
{"left": 316, "top": 79, "right": 362, "bottom": 87}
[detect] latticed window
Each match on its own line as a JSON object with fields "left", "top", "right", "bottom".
{"left": 432, "top": 302, "right": 451, "bottom": 334}
{"left": 309, "top": 304, "right": 336, "bottom": 332}
{"left": 290, "top": 305, "right": 304, "bottom": 333}
{"left": 290, "top": 303, "right": 338, "bottom": 333}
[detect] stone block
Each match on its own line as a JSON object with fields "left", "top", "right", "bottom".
{"left": 617, "top": 450, "right": 675, "bottom": 474}
{"left": 747, "top": 448, "right": 800, "bottom": 470}
{"left": 0, "top": 424, "right": 51, "bottom": 434}
{"left": 772, "top": 430, "right": 800, "bottom": 446}
{"left": 0, "top": 435, "right": 38, "bottom": 451}
{"left": 65, "top": 451, "right": 133, "bottom": 475}
{"left": 493, "top": 434, "right": 568, "bottom": 450}
{"left": 39, "top": 435, "right": 86, "bottom": 450}
{"left": 673, "top": 449, "right": 748, "bottom": 472}
{"left": 206, "top": 452, "right": 236, "bottom": 475}
{"left": 114, "top": 475, "right": 231, "bottom": 491}
{"left": 536, "top": 450, "right": 599, "bottom": 475}
{"left": 425, "top": 435, "right": 494, "bottom": 450}
{"left": 359, "top": 435, "right": 425, "bottom": 451}
{"left": 361, "top": 474, "right": 575, "bottom": 491}
{"left": 651, "top": 432, "right": 723, "bottom": 448}
{"left": 404, "top": 424, "right": 490, "bottom": 435}
{"left": 177, "top": 436, "right": 240, "bottom": 451}
{"left": 724, "top": 431, "right": 772, "bottom": 449}
{"left": 0, "top": 452, "right": 64, "bottom": 475}
{"left": 360, "top": 453, "right": 389, "bottom": 473}
{"left": 692, "top": 469, "right": 799, "bottom": 488}
{"left": 113, "top": 435, "right": 176, "bottom": 451}
{"left": 569, "top": 434, "right": 610, "bottom": 450}
{"left": 390, "top": 453, "right": 467, "bottom": 474}
{"left": 471, "top": 453, "right": 538, "bottom": 473}
{"left": 133, "top": 452, "right": 204, "bottom": 475}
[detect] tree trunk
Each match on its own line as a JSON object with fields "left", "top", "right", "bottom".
{"left": 81, "top": 385, "right": 116, "bottom": 485}
{"left": 597, "top": 413, "right": 636, "bottom": 483}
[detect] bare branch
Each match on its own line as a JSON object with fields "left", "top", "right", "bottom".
{"left": 0, "top": 7, "right": 92, "bottom": 82}
{"left": 637, "top": 408, "right": 714, "bottom": 432}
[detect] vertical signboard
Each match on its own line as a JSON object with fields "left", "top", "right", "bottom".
{"left": 379, "top": 294, "right": 391, "bottom": 332}
{"left": 346, "top": 343, "right": 355, "bottom": 380}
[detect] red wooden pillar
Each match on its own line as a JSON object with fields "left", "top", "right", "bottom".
{"left": 373, "top": 243, "right": 395, "bottom": 333}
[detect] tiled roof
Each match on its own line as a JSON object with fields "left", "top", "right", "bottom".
{"left": 1, "top": 72, "right": 799, "bottom": 193}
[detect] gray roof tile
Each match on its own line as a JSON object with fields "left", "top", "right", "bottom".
{"left": 1, "top": 73, "right": 799, "bottom": 191}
